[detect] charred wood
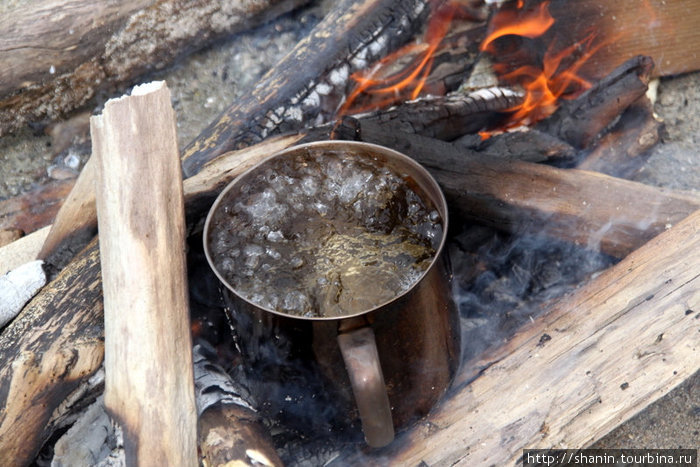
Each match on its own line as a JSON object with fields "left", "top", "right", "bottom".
{"left": 577, "top": 97, "right": 664, "bottom": 178}
{"left": 0, "top": 238, "right": 104, "bottom": 465}
{"left": 181, "top": 0, "right": 435, "bottom": 176}
{"left": 0, "top": 0, "right": 309, "bottom": 136}
{"left": 352, "top": 86, "right": 524, "bottom": 141}
{"left": 454, "top": 128, "right": 576, "bottom": 164}
{"left": 536, "top": 55, "right": 654, "bottom": 149}
{"left": 344, "top": 119, "right": 700, "bottom": 258}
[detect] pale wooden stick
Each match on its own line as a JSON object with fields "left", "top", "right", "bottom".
{"left": 92, "top": 81, "right": 197, "bottom": 466}
{"left": 335, "top": 209, "right": 700, "bottom": 466}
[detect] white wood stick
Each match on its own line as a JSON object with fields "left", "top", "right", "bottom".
{"left": 92, "top": 81, "right": 197, "bottom": 466}
{"left": 0, "top": 260, "right": 46, "bottom": 328}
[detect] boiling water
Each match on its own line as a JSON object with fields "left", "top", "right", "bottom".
{"left": 208, "top": 148, "right": 443, "bottom": 318}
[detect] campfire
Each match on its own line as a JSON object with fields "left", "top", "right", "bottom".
{"left": 0, "top": 0, "right": 698, "bottom": 466}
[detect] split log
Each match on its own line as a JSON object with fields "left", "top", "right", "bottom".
{"left": 193, "top": 344, "right": 283, "bottom": 467}
{"left": 37, "top": 157, "right": 98, "bottom": 272}
{"left": 181, "top": 0, "right": 434, "bottom": 176}
{"left": 549, "top": 0, "right": 700, "bottom": 79}
{"left": 333, "top": 208, "right": 700, "bottom": 466}
{"left": 0, "top": 237, "right": 104, "bottom": 465}
{"left": 0, "top": 0, "right": 309, "bottom": 135}
{"left": 92, "top": 81, "right": 197, "bottom": 466}
{"left": 0, "top": 229, "right": 22, "bottom": 249}
{"left": 0, "top": 226, "right": 50, "bottom": 276}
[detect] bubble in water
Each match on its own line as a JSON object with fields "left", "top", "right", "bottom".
{"left": 208, "top": 148, "right": 443, "bottom": 317}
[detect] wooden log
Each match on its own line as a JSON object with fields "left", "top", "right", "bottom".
{"left": 352, "top": 120, "right": 700, "bottom": 258}
{"left": 92, "top": 81, "right": 197, "bottom": 466}
{"left": 0, "top": 0, "right": 309, "bottom": 136}
{"left": 577, "top": 98, "right": 664, "bottom": 178}
{"left": 0, "top": 226, "right": 50, "bottom": 276}
{"left": 181, "top": 0, "right": 433, "bottom": 176}
{"left": 37, "top": 157, "right": 98, "bottom": 270}
{"left": 333, "top": 208, "right": 700, "bottom": 466}
{"left": 536, "top": 55, "right": 654, "bottom": 149}
{"left": 0, "top": 237, "right": 104, "bottom": 465}
{"left": 549, "top": 0, "right": 700, "bottom": 79}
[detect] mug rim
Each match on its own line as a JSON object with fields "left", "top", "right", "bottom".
{"left": 202, "top": 140, "right": 450, "bottom": 321}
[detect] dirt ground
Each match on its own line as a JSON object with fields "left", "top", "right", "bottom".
{"left": 0, "top": 0, "right": 697, "bottom": 459}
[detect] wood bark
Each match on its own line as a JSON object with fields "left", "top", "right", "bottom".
{"left": 536, "top": 55, "right": 654, "bottom": 149}
{"left": 0, "top": 237, "right": 104, "bottom": 466}
{"left": 0, "top": 0, "right": 309, "bottom": 136}
{"left": 92, "top": 82, "right": 197, "bottom": 466}
{"left": 347, "top": 120, "right": 700, "bottom": 258}
{"left": 333, "top": 208, "right": 700, "bottom": 466}
{"left": 181, "top": 0, "right": 434, "bottom": 176}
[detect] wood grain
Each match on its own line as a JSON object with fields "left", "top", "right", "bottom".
{"left": 92, "top": 81, "right": 197, "bottom": 466}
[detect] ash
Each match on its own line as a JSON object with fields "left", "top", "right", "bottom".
{"left": 208, "top": 149, "right": 442, "bottom": 317}
{"left": 450, "top": 224, "right": 616, "bottom": 361}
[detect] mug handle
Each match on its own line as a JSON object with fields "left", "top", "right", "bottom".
{"left": 337, "top": 326, "right": 395, "bottom": 447}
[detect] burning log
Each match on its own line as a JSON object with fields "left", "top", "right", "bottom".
{"left": 181, "top": 0, "right": 434, "bottom": 176}
{"left": 0, "top": 0, "right": 309, "bottom": 135}
{"left": 333, "top": 208, "right": 700, "bottom": 466}
{"left": 536, "top": 55, "right": 654, "bottom": 149}
{"left": 92, "top": 82, "right": 198, "bottom": 465}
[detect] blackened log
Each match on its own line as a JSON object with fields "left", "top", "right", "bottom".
{"left": 536, "top": 55, "right": 654, "bottom": 149}
{"left": 352, "top": 86, "right": 524, "bottom": 141}
{"left": 0, "top": 238, "right": 104, "bottom": 465}
{"left": 454, "top": 129, "right": 576, "bottom": 164}
{"left": 351, "top": 120, "right": 700, "bottom": 258}
{"left": 181, "top": 0, "right": 435, "bottom": 177}
{"left": 577, "top": 97, "right": 664, "bottom": 178}
{"left": 0, "top": 0, "right": 310, "bottom": 136}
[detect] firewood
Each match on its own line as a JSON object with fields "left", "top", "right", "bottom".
{"left": 0, "top": 237, "right": 104, "bottom": 465}
{"left": 37, "top": 157, "right": 98, "bottom": 272}
{"left": 0, "top": 260, "right": 46, "bottom": 328}
{"left": 549, "top": 0, "right": 700, "bottom": 79}
{"left": 193, "top": 344, "right": 283, "bottom": 467}
{"left": 333, "top": 208, "right": 700, "bottom": 466}
{"left": 0, "top": 226, "right": 50, "bottom": 276}
{"left": 343, "top": 119, "right": 700, "bottom": 258}
{"left": 181, "top": 0, "right": 434, "bottom": 176}
{"left": 92, "top": 81, "right": 198, "bottom": 466}
{"left": 536, "top": 55, "right": 654, "bottom": 149}
{"left": 0, "top": 0, "right": 309, "bottom": 136}
{"left": 577, "top": 98, "right": 664, "bottom": 178}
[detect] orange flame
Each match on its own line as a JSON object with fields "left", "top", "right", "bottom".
{"left": 338, "top": 0, "right": 462, "bottom": 116}
{"left": 480, "top": 1, "right": 609, "bottom": 127}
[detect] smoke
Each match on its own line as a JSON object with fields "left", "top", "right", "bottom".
{"left": 449, "top": 222, "right": 615, "bottom": 362}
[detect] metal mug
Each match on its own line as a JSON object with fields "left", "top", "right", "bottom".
{"left": 203, "top": 141, "right": 460, "bottom": 447}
